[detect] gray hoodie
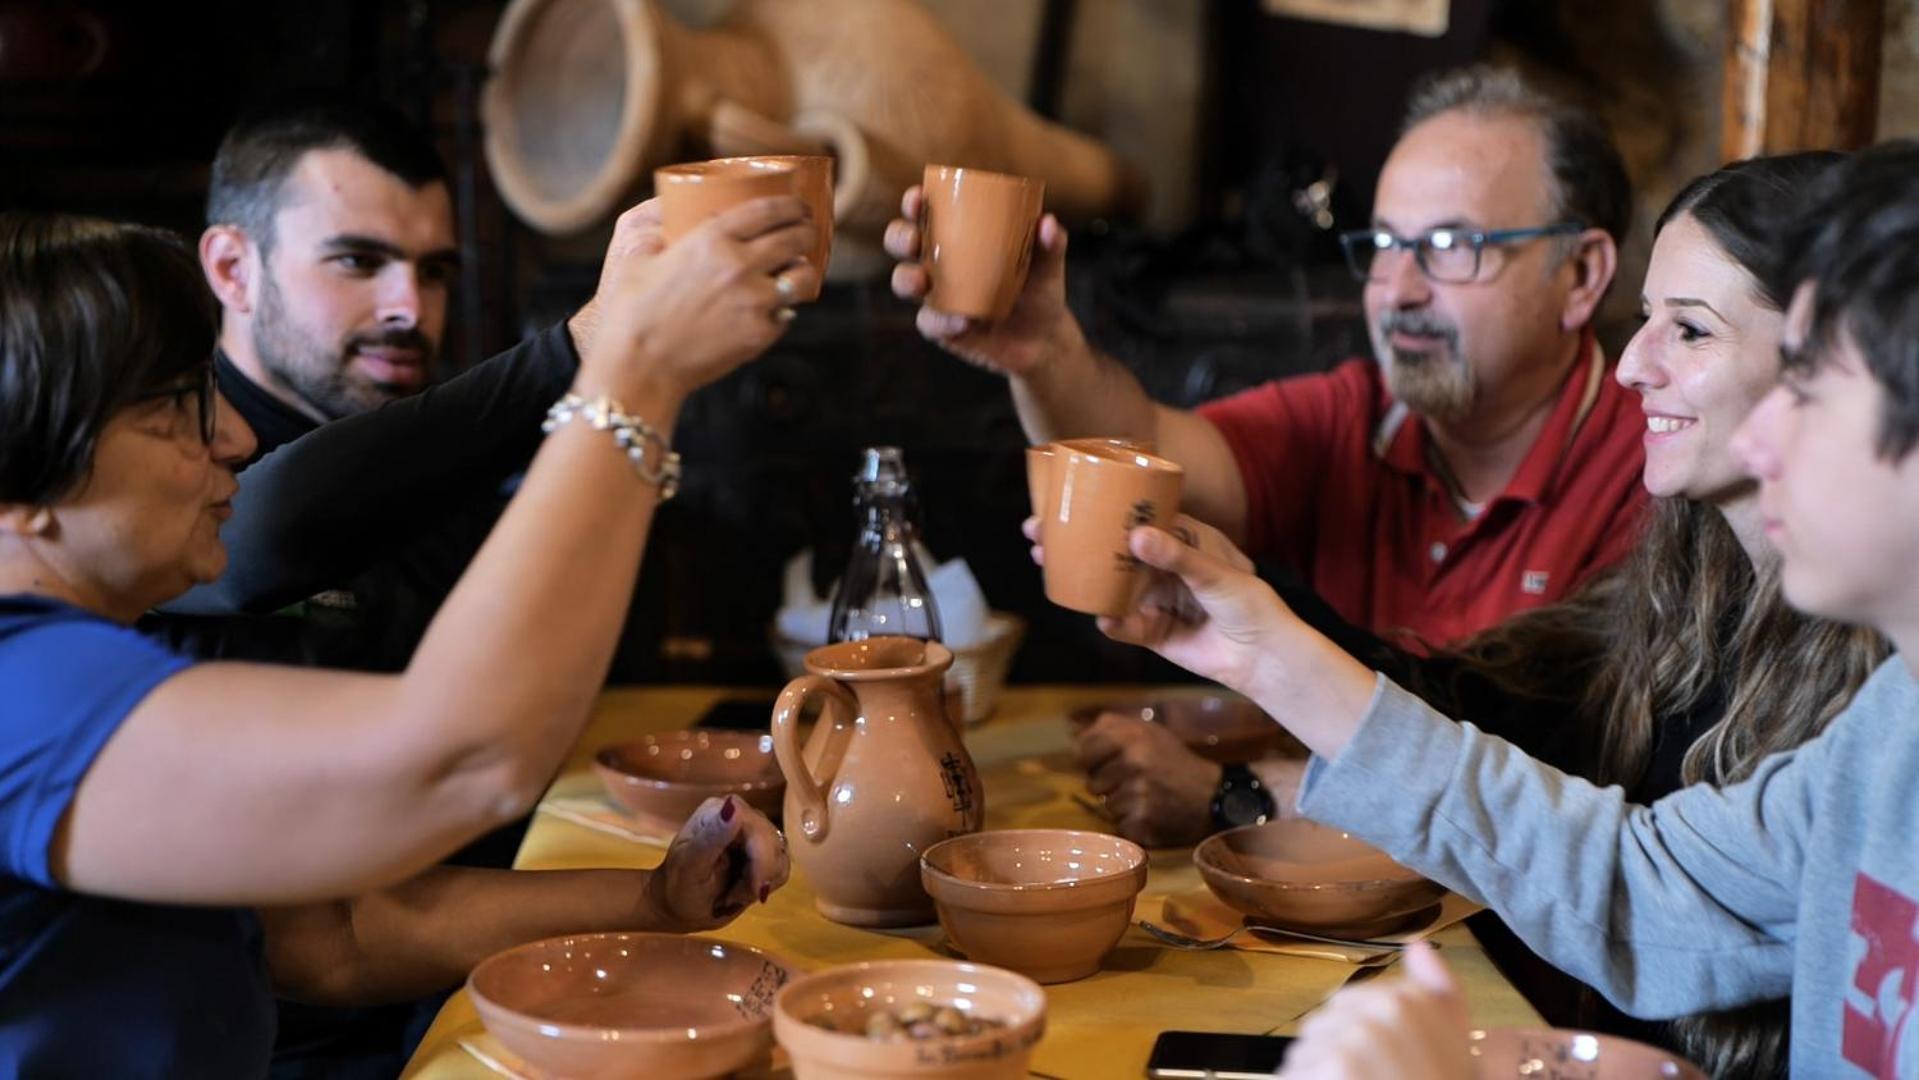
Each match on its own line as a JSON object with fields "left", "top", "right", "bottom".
{"left": 1298, "top": 656, "right": 1919, "bottom": 1077}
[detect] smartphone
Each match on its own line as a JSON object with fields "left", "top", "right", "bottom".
{"left": 692, "top": 697, "right": 778, "bottom": 731}
{"left": 1145, "top": 1030, "right": 1296, "bottom": 1078}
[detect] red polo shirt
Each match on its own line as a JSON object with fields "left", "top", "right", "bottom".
{"left": 1197, "top": 340, "right": 1646, "bottom": 648}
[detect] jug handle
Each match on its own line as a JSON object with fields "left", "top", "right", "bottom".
{"left": 771, "top": 675, "right": 858, "bottom": 843}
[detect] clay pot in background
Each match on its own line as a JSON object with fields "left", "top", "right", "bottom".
{"left": 481, "top": 0, "right": 1143, "bottom": 277}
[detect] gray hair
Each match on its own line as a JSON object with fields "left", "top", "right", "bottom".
{"left": 1402, "top": 65, "right": 1632, "bottom": 245}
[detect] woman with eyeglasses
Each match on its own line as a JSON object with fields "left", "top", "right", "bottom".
{"left": 0, "top": 207, "right": 812, "bottom": 1075}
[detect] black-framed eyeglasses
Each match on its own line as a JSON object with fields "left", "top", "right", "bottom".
{"left": 1338, "top": 222, "right": 1584, "bottom": 284}
{"left": 129, "top": 362, "right": 218, "bottom": 445}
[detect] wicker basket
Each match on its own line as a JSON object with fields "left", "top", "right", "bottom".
{"left": 771, "top": 612, "right": 1026, "bottom": 725}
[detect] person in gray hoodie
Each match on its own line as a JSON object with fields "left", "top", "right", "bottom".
{"left": 1084, "top": 140, "right": 1919, "bottom": 1077}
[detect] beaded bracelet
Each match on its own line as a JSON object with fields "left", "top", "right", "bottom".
{"left": 542, "top": 393, "right": 682, "bottom": 500}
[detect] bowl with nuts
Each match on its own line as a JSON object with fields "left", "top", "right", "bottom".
{"left": 773, "top": 959, "right": 1046, "bottom": 1078}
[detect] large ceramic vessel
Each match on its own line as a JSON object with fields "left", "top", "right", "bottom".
{"left": 481, "top": 0, "right": 1143, "bottom": 260}
{"left": 772, "top": 636, "right": 983, "bottom": 926}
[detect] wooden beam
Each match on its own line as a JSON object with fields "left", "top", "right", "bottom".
{"left": 1721, "top": 0, "right": 1883, "bottom": 161}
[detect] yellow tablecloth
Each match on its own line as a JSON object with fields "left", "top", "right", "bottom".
{"left": 401, "top": 686, "right": 1540, "bottom": 1079}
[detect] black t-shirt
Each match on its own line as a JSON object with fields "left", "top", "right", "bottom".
{"left": 148, "top": 321, "right": 580, "bottom": 671}
{"left": 214, "top": 352, "right": 318, "bottom": 464}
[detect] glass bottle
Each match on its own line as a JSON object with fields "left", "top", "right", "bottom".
{"left": 828, "top": 446, "right": 943, "bottom": 643}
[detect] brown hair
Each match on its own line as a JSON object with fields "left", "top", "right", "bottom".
{"left": 0, "top": 212, "right": 214, "bottom": 504}
{"left": 1431, "top": 152, "right": 1886, "bottom": 1078}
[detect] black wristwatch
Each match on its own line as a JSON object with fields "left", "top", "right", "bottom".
{"left": 1209, "top": 763, "right": 1276, "bottom": 832}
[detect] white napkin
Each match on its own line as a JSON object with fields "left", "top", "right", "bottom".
{"left": 775, "top": 548, "right": 991, "bottom": 648}
{"left": 776, "top": 550, "right": 833, "bottom": 644}
{"left": 927, "top": 556, "right": 989, "bottom": 648}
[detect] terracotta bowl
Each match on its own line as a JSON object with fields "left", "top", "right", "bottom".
{"left": 1067, "top": 695, "right": 1301, "bottom": 764}
{"left": 593, "top": 730, "right": 783, "bottom": 834}
{"left": 774, "top": 959, "right": 1047, "bottom": 1079}
{"left": 921, "top": 829, "right": 1148, "bottom": 983}
{"left": 1194, "top": 820, "right": 1445, "bottom": 937}
{"left": 468, "top": 932, "right": 797, "bottom": 1079}
{"left": 1468, "top": 1027, "right": 1708, "bottom": 1078}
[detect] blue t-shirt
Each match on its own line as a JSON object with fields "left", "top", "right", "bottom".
{"left": 0, "top": 595, "right": 275, "bottom": 1077}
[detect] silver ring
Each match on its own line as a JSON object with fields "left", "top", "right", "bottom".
{"left": 774, "top": 275, "right": 798, "bottom": 304}
{"left": 773, "top": 306, "right": 797, "bottom": 324}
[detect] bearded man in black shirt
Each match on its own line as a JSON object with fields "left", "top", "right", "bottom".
{"left": 147, "top": 99, "right": 729, "bottom": 1080}
{"left": 155, "top": 99, "right": 588, "bottom": 675}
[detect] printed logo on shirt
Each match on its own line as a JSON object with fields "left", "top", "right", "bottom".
{"left": 1521, "top": 570, "right": 1550, "bottom": 595}
{"left": 1842, "top": 871, "right": 1919, "bottom": 1076}
{"left": 307, "top": 589, "right": 359, "bottom": 611}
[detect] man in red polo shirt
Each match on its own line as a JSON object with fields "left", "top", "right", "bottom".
{"left": 884, "top": 66, "right": 1646, "bottom": 843}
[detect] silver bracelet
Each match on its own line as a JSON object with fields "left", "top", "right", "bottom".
{"left": 542, "top": 393, "right": 682, "bottom": 500}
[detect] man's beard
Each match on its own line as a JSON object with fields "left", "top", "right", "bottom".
{"left": 252, "top": 273, "right": 434, "bottom": 421}
{"left": 1373, "top": 310, "right": 1476, "bottom": 424}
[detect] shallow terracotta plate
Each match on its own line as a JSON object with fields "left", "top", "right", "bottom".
{"left": 1468, "top": 1026, "right": 1708, "bottom": 1078}
{"left": 1194, "top": 819, "right": 1445, "bottom": 936}
{"left": 1068, "top": 695, "right": 1301, "bottom": 764}
{"left": 593, "top": 729, "right": 783, "bottom": 834}
{"left": 469, "top": 932, "right": 796, "bottom": 1080}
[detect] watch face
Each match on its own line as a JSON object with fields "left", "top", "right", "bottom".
{"left": 1219, "top": 786, "right": 1270, "bottom": 827}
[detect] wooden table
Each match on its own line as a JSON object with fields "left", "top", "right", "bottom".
{"left": 402, "top": 685, "right": 1539, "bottom": 1078}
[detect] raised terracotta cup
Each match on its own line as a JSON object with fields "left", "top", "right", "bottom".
{"left": 705, "top": 154, "right": 834, "bottom": 299}
{"left": 1067, "top": 694, "right": 1302, "bottom": 765}
{"left": 593, "top": 730, "right": 783, "bottom": 835}
{"left": 655, "top": 157, "right": 799, "bottom": 245}
{"left": 1040, "top": 443, "right": 1183, "bottom": 617}
{"left": 921, "top": 829, "right": 1148, "bottom": 983}
{"left": 774, "top": 959, "right": 1046, "bottom": 1079}
{"left": 920, "top": 165, "right": 1045, "bottom": 321}
{"left": 1024, "top": 437, "right": 1157, "bottom": 524}
{"left": 1194, "top": 820, "right": 1446, "bottom": 938}
{"left": 1467, "top": 1027, "right": 1708, "bottom": 1078}
{"left": 469, "top": 932, "right": 797, "bottom": 1079}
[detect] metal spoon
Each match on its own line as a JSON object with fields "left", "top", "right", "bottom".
{"left": 1137, "top": 918, "right": 1413, "bottom": 954}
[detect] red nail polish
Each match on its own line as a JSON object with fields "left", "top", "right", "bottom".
{"left": 720, "top": 796, "right": 736, "bottom": 822}
{"left": 759, "top": 884, "right": 771, "bottom": 904}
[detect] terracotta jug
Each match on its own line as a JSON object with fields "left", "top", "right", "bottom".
{"left": 771, "top": 636, "right": 983, "bottom": 927}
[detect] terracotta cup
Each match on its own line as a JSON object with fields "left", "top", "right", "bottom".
{"left": 1025, "top": 437, "right": 1158, "bottom": 522}
{"left": 920, "top": 165, "right": 1045, "bottom": 321}
{"left": 704, "top": 154, "right": 834, "bottom": 299}
{"left": 655, "top": 157, "right": 800, "bottom": 246}
{"left": 1040, "top": 443, "right": 1183, "bottom": 617}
